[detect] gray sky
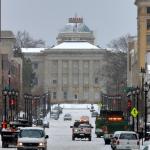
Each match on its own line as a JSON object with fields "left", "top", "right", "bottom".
{"left": 2, "top": 0, "right": 137, "bottom": 48}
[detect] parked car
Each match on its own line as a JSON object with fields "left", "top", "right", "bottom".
{"left": 142, "top": 145, "right": 150, "bottom": 150}
{"left": 110, "top": 131, "right": 140, "bottom": 150}
{"left": 43, "top": 120, "right": 49, "bottom": 128}
{"left": 53, "top": 106, "right": 63, "bottom": 114}
{"left": 17, "top": 127, "right": 49, "bottom": 150}
{"left": 50, "top": 113, "right": 59, "bottom": 120}
{"left": 64, "top": 113, "right": 72, "bottom": 121}
{"left": 140, "top": 141, "right": 150, "bottom": 150}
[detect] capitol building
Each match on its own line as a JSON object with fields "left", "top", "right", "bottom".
{"left": 22, "top": 17, "right": 108, "bottom": 103}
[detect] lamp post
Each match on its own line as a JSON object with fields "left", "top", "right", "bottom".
{"left": 127, "top": 91, "right": 132, "bottom": 126}
{"left": 43, "top": 94, "right": 46, "bottom": 118}
{"left": 11, "top": 89, "right": 16, "bottom": 121}
{"left": 34, "top": 96, "right": 40, "bottom": 121}
{"left": 8, "top": 90, "right": 12, "bottom": 121}
{"left": 2, "top": 89, "right": 8, "bottom": 121}
{"left": 15, "top": 91, "right": 19, "bottom": 121}
{"left": 28, "top": 94, "right": 32, "bottom": 126}
{"left": 48, "top": 90, "right": 51, "bottom": 114}
{"left": 132, "top": 90, "right": 136, "bottom": 131}
{"left": 144, "top": 82, "right": 150, "bottom": 139}
{"left": 24, "top": 94, "right": 28, "bottom": 120}
{"left": 136, "top": 87, "right": 140, "bottom": 133}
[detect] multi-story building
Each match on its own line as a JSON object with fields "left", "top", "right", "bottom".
{"left": 135, "top": 0, "right": 150, "bottom": 80}
{"left": 22, "top": 17, "right": 109, "bottom": 104}
{"left": 0, "top": 31, "right": 23, "bottom": 120}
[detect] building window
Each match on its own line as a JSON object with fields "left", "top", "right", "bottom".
{"left": 95, "top": 77, "right": 98, "bottom": 84}
{"left": 53, "top": 92, "right": 57, "bottom": 99}
{"left": 147, "top": 7, "right": 150, "bottom": 14}
{"left": 52, "top": 79, "right": 57, "bottom": 84}
{"left": 147, "top": 35, "right": 150, "bottom": 45}
{"left": 64, "top": 92, "right": 67, "bottom": 99}
{"left": 147, "top": 19, "right": 150, "bottom": 30}
{"left": 32, "top": 63, "right": 38, "bottom": 69}
{"left": 74, "top": 94, "right": 78, "bottom": 100}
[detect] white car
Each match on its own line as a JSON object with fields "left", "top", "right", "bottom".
{"left": 17, "top": 127, "right": 49, "bottom": 150}
{"left": 64, "top": 113, "right": 72, "bottom": 121}
{"left": 111, "top": 131, "right": 140, "bottom": 150}
{"left": 142, "top": 145, "right": 150, "bottom": 150}
{"left": 43, "top": 120, "right": 49, "bottom": 128}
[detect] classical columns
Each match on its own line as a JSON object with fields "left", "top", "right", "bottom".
{"left": 89, "top": 60, "right": 94, "bottom": 102}
{"left": 58, "top": 60, "right": 62, "bottom": 101}
{"left": 68, "top": 60, "right": 73, "bottom": 100}
{"left": 44, "top": 60, "right": 52, "bottom": 91}
{"left": 79, "top": 60, "right": 83, "bottom": 100}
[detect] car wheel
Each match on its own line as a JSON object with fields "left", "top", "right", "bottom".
{"left": 72, "top": 135, "right": 75, "bottom": 141}
{"left": 2, "top": 142, "right": 8, "bottom": 148}
{"left": 88, "top": 136, "right": 91, "bottom": 141}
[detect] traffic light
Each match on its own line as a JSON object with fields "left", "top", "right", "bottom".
{"left": 127, "top": 99, "right": 132, "bottom": 109}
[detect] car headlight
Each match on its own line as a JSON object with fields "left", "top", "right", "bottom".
{"left": 39, "top": 142, "right": 44, "bottom": 146}
{"left": 75, "top": 129, "right": 78, "bottom": 132}
{"left": 18, "top": 142, "right": 23, "bottom": 146}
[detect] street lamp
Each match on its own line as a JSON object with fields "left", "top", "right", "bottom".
{"left": 48, "top": 90, "right": 51, "bottom": 114}
{"left": 24, "top": 94, "right": 28, "bottom": 119}
{"left": 144, "top": 82, "right": 150, "bottom": 139}
{"left": 136, "top": 87, "right": 140, "bottom": 133}
{"left": 28, "top": 94, "right": 32, "bottom": 126}
{"left": 132, "top": 89, "right": 136, "bottom": 131}
{"left": 8, "top": 90, "right": 12, "bottom": 121}
{"left": 127, "top": 91, "right": 132, "bottom": 125}
{"left": 2, "top": 89, "right": 8, "bottom": 122}
{"left": 15, "top": 91, "right": 19, "bottom": 121}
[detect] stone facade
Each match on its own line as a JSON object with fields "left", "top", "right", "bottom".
{"left": 0, "top": 31, "right": 23, "bottom": 120}
{"left": 23, "top": 47, "right": 107, "bottom": 104}
{"left": 22, "top": 17, "right": 108, "bottom": 104}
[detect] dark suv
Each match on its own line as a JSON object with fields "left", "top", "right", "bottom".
{"left": 70, "top": 121, "right": 93, "bottom": 141}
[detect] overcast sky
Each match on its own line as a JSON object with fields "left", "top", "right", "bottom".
{"left": 2, "top": 0, "right": 137, "bottom": 48}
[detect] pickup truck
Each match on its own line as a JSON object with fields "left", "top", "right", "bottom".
{"left": 1, "top": 119, "right": 30, "bottom": 148}
{"left": 70, "top": 120, "right": 93, "bottom": 141}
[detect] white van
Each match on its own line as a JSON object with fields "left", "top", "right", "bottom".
{"left": 111, "top": 131, "right": 140, "bottom": 150}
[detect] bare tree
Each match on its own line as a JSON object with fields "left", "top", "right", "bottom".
{"left": 107, "top": 34, "right": 130, "bottom": 52}
{"left": 15, "top": 30, "right": 45, "bottom": 48}
{"left": 104, "top": 34, "right": 129, "bottom": 94}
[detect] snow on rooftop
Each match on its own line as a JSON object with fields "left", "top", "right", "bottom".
{"left": 21, "top": 48, "right": 45, "bottom": 53}
{"left": 52, "top": 42, "right": 99, "bottom": 49}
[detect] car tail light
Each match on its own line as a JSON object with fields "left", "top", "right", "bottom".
{"left": 137, "top": 141, "right": 139, "bottom": 145}
{"left": 112, "top": 139, "right": 116, "bottom": 143}
{"left": 117, "top": 140, "right": 120, "bottom": 145}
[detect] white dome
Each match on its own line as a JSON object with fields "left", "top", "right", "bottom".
{"left": 61, "top": 23, "right": 91, "bottom": 33}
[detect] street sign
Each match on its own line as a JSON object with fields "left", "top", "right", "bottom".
{"left": 130, "top": 107, "right": 138, "bottom": 118}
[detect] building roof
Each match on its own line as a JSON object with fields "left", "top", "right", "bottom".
{"left": 21, "top": 48, "right": 45, "bottom": 53}
{"left": 52, "top": 42, "right": 99, "bottom": 49}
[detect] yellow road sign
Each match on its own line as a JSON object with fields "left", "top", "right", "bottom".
{"left": 130, "top": 107, "right": 138, "bottom": 118}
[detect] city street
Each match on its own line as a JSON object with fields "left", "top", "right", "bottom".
{"left": 0, "top": 105, "right": 112, "bottom": 150}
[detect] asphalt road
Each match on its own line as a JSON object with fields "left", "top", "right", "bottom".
{"left": 0, "top": 106, "right": 113, "bottom": 150}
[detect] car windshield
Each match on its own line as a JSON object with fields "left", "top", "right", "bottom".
{"left": 20, "top": 129, "right": 44, "bottom": 138}
{"left": 65, "top": 114, "right": 71, "bottom": 116}
{"left": 119, "top": 133, "right": 137, "bottom": 140}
